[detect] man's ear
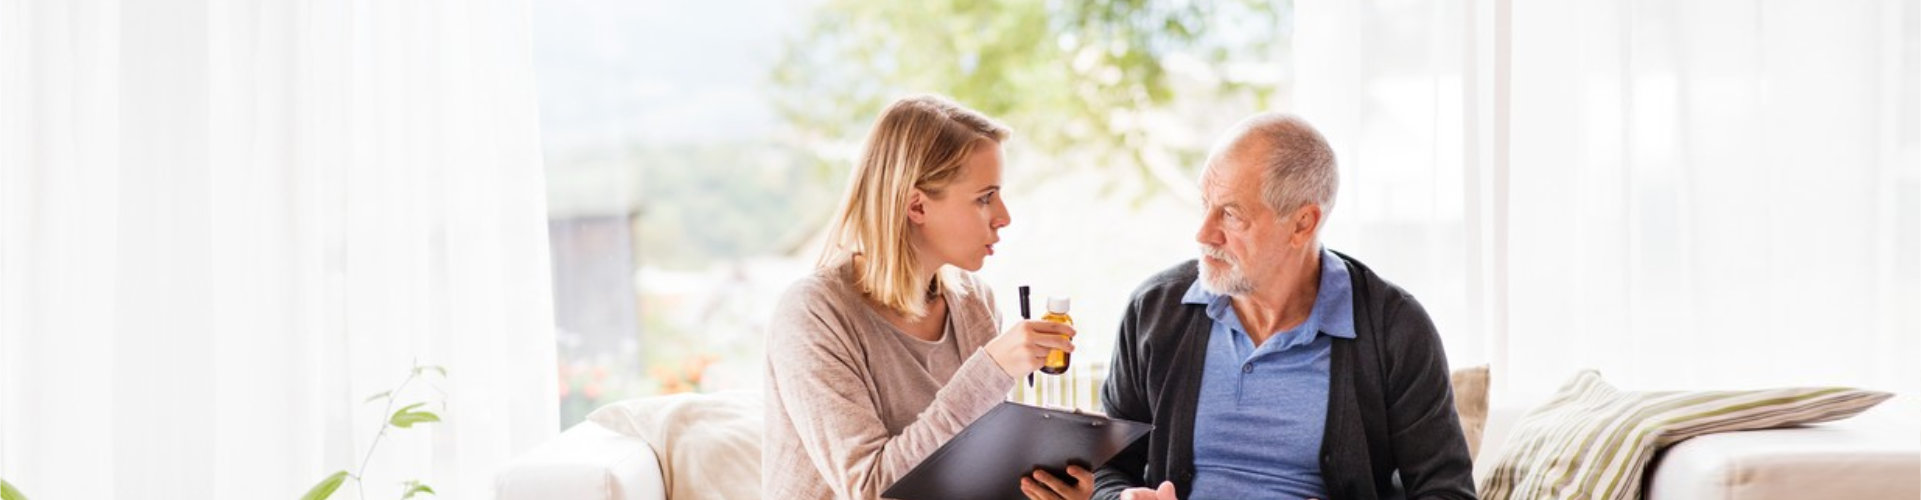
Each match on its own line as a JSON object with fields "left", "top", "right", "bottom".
{"left": 1289, "top": 204, "right": 1323, "bottom": 247}
{"left": 906, "top": 188, "right": 929, "bottom": 225}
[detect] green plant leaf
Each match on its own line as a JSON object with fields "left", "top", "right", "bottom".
{"left": 299, "top": 470, "right": 349, "bottom": 500}
{"left": 389, "top": 402, "right": 442, "bottom": 429}
{"left": 400, "top": 480, "right": 435, "bottom": 499}
{"left": 2, "top": 478, "right": 28, "bottom": 500}
{"left": 412, "top": 365, "right": 447, "bottom": 377}
{"left": 363, "top": 390, "right": 392, "bottom": 404}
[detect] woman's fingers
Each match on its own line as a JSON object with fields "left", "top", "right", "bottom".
{"left": 1029, "top": 338, "right": 1075, "bottom": 353}
{"left": 1025, "top": 320, "right": 1077, "bottom": 337}
{"left": 1020, "top": 477, "right": 1064, "bottom": 500}
{"left": 1030, "top": 469, "right": 1073, "bottom": 492}
{"left": 1020, "top": 324, "right": 1074, "bottom": 351}
{"left": 1030, "top": 333, "right": 1074, "bottom": 352}
{"left": 1067, "top": 465, "right": 1095, "bottom": 483}
{"left": 988, "top": 320, "right": 1082, "bottom": 377}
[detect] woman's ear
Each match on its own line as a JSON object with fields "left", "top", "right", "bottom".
{"left": 906, "top": 188, "right": 928, "bottom": 225}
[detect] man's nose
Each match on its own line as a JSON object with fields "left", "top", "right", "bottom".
{"left": 1195, "top": 215, "right": 1221, "bottom": 246}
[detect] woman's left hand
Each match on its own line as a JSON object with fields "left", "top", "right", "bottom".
{"left": 1020, "top": 465, "right": 1094, "bottom": 500}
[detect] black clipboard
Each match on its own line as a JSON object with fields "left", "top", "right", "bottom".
{"left": 882, "top": 402, "right": 1153, "bottom": 500}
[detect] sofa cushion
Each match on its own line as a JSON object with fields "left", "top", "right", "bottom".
{"left": 1476, "top": 370, "right": 1891, "bottom": 500}
{"left": 1452, "top": 365, "right": 1490, "bottom": 459}
{"left": 588, "top": 391, "right": 763, "bottom": 500}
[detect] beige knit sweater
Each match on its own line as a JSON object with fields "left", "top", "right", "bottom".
{"left": 762, "top": 260, "right": 1015, "bottom": 499}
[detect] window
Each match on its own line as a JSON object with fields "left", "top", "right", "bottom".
{"left": 534, "top": 0, "right": 1292, "bottom": 425}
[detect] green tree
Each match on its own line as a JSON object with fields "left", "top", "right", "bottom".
{"left": 771, "top": 0, "right": 1291, "bottom": 201}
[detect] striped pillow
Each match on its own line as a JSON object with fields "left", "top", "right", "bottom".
{"left": 1477, "top": 370, "right": 1891, "bottom": 500}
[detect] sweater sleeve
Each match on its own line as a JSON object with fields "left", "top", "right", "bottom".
{"left": 1381, "top": 293, "right": 1479, "bottom": 499}
{"left": 1093, "top": 294, "right": 1153, "bottom": 499}
{"left": 765, "top": 282, "right": 1016, "bottom": 498}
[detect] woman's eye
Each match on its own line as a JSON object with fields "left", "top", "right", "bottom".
{"left": 977, "top": 193, "right": 993, "bottom": 205}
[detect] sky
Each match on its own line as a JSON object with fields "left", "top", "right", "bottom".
{"left": 532, "top": 0, "right": 818, "bottom": 152}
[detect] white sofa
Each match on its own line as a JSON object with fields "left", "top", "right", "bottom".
{"left": 496, "top": 420, "right": 667, "bottom": 500}
{"left": 1476, "top": 405, "right": 1921, "bottom": 499}
{"left": 500, "top": 398, "right": 1920, "bottom": 500}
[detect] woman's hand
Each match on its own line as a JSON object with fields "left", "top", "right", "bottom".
{"left": 1020, "top": 465, "right": 1094, "bottom": 500}
{"left": 984, "top": 319, "right": 1076, "bottom": 378}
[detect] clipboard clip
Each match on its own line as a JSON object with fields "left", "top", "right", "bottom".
{"left": 1041, "top": 408, "right": 1105, "bottom": 426}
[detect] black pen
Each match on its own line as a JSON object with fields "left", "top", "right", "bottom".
{"left": 1019, "top": 285, "right": 1032, "bottom": 387}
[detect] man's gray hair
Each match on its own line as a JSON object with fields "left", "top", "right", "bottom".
{"left": 1214, "top": 113, "right": 1339, "bottom": 215}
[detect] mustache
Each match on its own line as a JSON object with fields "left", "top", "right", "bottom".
{"left": 1199, "top": 245, "right": 1236, "bottom": 265}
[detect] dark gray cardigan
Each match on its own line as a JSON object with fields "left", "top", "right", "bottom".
{"left": 1093, "top": 252, "right": 1477, "bottom": 500}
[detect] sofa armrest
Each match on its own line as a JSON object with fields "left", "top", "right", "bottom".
{"left": 496, "top": 420, "right": 666, "bottom": 500}
{"left": 1646, "top": 419, "right": 1921, "bottom": 500}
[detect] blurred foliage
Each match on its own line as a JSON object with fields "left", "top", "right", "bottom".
{"left": 650, "top": 354, "right": 718, "bottom": 394}
{"left": 613, "top": 142, "right": 838, "bottom": 270}
{"left": 772, "top": 0, "right": 1291, "bottom": 196}
{"left": 558, "top": 358, "right": 623, "bottom": 424}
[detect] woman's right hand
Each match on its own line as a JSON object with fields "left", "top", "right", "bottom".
{"left": 984, "top": 319, "right": 1077, "bottom": 378}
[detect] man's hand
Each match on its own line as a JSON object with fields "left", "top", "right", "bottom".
{"left": 1117, "top": 481, "right": 1178, "bottom": 500}
{"left": 1019, "top": 465, "right": 1093, "bottom": 500}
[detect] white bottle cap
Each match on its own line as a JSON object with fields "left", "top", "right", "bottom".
{"left": 1046, "top": 296, "right": 1071, "bottom": 314}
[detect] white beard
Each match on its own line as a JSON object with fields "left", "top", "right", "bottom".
{"left": 1198, "top": 245, "right": 1255, "bottom": 296}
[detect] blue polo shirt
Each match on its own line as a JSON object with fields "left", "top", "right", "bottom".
{"left": 1184, "top": 248, "right": 1355, "bottom": 499}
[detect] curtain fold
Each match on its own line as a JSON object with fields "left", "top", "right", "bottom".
{"left": 1296, "top": 0, "right": 1920, "bottom": 413}
{"left": 0, "top": 0, "right": 559, "bottom": 498}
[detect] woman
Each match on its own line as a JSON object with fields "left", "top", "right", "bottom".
{"left": 763, "top": 95, "right": 1092, "bottom": 500}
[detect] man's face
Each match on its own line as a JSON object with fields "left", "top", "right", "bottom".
{"left": 1194, "top": 143, "right": 1302, "bottom": 296}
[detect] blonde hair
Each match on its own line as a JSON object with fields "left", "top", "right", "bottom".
{"left": 821, "top": 95, "right": 1011, "bottom": 319}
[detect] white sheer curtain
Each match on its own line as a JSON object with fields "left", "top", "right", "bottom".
{"left": 1297, "top": 0, "right": 1921, "bottom": 413}
{"left": 1294, "top": 0, "right": 1491, "bottom": 373}
{"left": 1503, "top": 0, "right": 1920, "bottom": 404}
{"left": 0, "top": 0, "right": 559, "bottom": 498}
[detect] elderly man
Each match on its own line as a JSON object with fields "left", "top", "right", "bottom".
{"left": 1094, "top": 113, "right": 1476, "bottom": 500}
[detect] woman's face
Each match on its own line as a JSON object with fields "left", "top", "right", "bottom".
{"left": 910, "top": 142, "right": 1010, "bottom": 273}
